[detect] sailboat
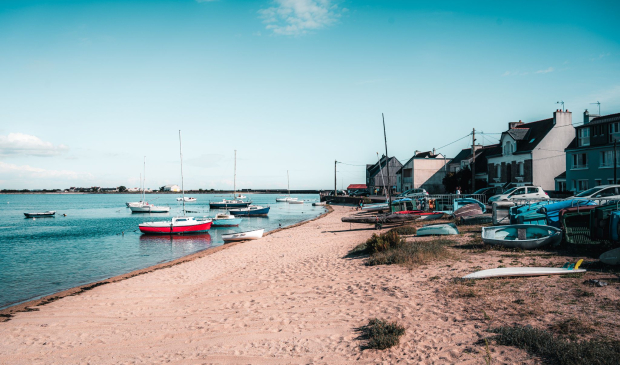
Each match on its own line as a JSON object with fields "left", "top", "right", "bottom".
{"left": 130, "top": 157, "right": 170, "bottom": 213}
{"left": 276, "top": 170, "right": 298, "bottom": 202}
{"left": 139, "top": 131, "right": 212, "bottom": 234}
{"left": 209, "top": 150, "right": 251, "bottom": 208}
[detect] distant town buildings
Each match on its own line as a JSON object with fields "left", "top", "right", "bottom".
{"left": 162, "top": 184, "right": 181, "bottom": 192}
{"left": 366, "top": 156, "right": 402, "bottom": 195}
{"left": 395, "top": 150, "right": 448, "bottom": 194}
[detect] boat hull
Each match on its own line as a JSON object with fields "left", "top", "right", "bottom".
{"left": 130, "top": 206, "right": 170, "bottom": 213}
{"left": 222, "top": 229, "right": 264, "bottom": 242}
{"left": 230, "top": 206, "right": 270, "bottom": 216}
{"left": 24, "top": 211, "right": 56, "bottom": 218}
{"left": 600, "top": 248, "right": 620, "bottom": 265}
{"left": 209, "top": 202, "right": 251, "bottom": 208}
{"left": 212, "top": 218, "right": 243, "bottom": 227}
{"left": 139, "top": 221, "right": 212, "bottom": 234}
{"left": 482, "top": 224, "right": 562, "bottom": 249}
{"left": 416, "top": 223, "right": 459, "bottom": 236}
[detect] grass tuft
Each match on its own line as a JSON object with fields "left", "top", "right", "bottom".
{"left": 366, "top": 230, "right": 402, "bottom": 254}
{"left": 490, "top": 325, "right": 620, "bottom": 365}
{"left": 389, "top": 225, "right": 417, "bottom": 236}
{"left": 358, "top": 318, "right": 406, "bottom": 350}
{"left": 366, "top": 239, "right": 453, "bottom": 268}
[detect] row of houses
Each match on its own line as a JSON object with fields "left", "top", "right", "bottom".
{"left": 364, "top": 109, "right": 618, "bottom": 194}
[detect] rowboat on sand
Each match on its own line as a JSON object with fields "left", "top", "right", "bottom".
{"left": 481, "top": 225, "right": 562, "bottom": 249}
{"left": 222, "top": 228, "right": 264, "bottom": 242}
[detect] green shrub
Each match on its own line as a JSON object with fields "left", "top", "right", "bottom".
{"left": 390, "top": 225, "right": 417, "bottom": 235}
{"left": 366, "top": 230, "right": 402, "bottom": 254}
{"left": 367, "top": 239, "right": 452, "bottom": 267}
{"left": 359, "top": 318, "right": 406, "bottom": 350}
{"left": 490, "top": 325, "right": 620, "bottom": 365}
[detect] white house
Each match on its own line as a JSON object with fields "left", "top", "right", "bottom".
{"left": 163, "top": 184, "right": 181, "bottom": 192}
{"left": 487, "top": 110, "right": 575, "bottom": 191}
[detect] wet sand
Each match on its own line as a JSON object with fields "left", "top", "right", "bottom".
{"left": 1, "top": 205, "right": 618, "bottom": 364}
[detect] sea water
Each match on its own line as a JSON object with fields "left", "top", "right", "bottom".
{"left": 0, "top": 193, "right": 324, "bottom": 309}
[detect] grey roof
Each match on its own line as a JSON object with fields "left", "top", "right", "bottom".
{"left": 507, "top": 128, "right": 529, "bottom": 141}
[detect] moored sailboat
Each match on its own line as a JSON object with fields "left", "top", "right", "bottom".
{"left": 209, "top": 150, "right": 252, "bottom": 208}
{"left": 139, "top": 131, "right": 211, "bottom": 234}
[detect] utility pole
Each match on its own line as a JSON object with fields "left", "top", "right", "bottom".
{"left": 382, "top": 113, "right": 392, "bottom": 206}
{"left": 471, "top": 128, "right": 476, "bottom": 192}
{"left": 334, "top": 160, "right": 337, "bottom": 197}
{"left": 614, "top": 141, "right": 617, "bottom": 184}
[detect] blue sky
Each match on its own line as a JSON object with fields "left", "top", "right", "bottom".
{"left": 1, "top": 0, "right": 619, "bottom": 190}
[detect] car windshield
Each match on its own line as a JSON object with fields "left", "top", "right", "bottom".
{"left": 575, "top": 187, "right": 605, "bottom": 197}
{"left": 473, "top": 188, "right": 489, "bottom": 194}
{"left": 502, "top": 187, "right": 517, "bottom": 195}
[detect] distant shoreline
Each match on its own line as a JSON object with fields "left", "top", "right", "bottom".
{"left": 0, "top": 190, "right": 325, "bottom": 195}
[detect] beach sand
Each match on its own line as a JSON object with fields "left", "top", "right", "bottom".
{"left": 1, "top": 205, "right": 619, "bottom": 364}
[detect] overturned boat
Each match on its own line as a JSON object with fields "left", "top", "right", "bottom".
{"left": 481, "top": 224, "right": 562, "bottom": 249}
{"left": 416, "top": 223, "right": 459, "bottom": 236}
{"left": 222, "top": 228, "right": 264, "bottom": 242}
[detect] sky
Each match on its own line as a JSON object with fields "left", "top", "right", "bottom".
{"left": 0, "top": 0, "right": 619, "bottom": 190}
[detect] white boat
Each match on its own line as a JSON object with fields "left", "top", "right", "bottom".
{"left": 130, "top": 203, "right": 171, "bottom": 213}
{"left": 236, "top": 195, "right": 247, "bottom": 199}
{"left": 463, "top": 260, "right": 585, "bottom": 279}
{"left": 417, "top": 212, "right": 444, "bottom": 221}
{"left": 312, "top": 202, "right": 327, "bottom": 206}
{"left": 210, "top": 151, "right": 251, "bottom": 208}
{"left": 177, "top": 197, "right": 197, "bottom": 202}
{"left": 276, "top": 171, "right": 297, "bottom": 202}
{"left": 288, "top": 200, "right": 304, "bottom": 204}
{"left": 126, "top": 202, "right": 142, "bottom": 207}
{"left": 222, "top": 228, "right": 264, "bottom": 242}
{"left": 416, "top": 223, "right": 459, "bottom": 236}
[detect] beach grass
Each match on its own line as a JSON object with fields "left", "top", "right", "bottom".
{"left": 366, "top": 238, "right": 454, "bottom": 268}
{"left": 358, "top": 318, "right": 406, "bottom": 350}
{"left": 489, "top": 325, "right": 620, "bottom": 365}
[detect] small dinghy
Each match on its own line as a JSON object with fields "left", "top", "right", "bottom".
{"left": 454, "top": 203, "right": 483, "bottom": 220}
{"left": 288, "top": 200, "right": 304, "bottom": 204}
{"left": 453, "top": 198, "right": 486, "bottom": 214}
{"left": 463, "top": 260, "right": 584, "bottom": 279}
{"left": 481, "top": 225, "right": 562, "bottom": 249}
{"left": 222, "top": 228, "right": 264, "bottom": 242}
{"left": 416, "top": 223, "right": 459, "bottom": 236}
{"left": 312, "top": 201, "right": 326, "bottom": 206}
{"left": 24, "top": 211, "right": 56, "bottom": 218}
{"left": 276, "top": 197, "right": 297, "bottom": 202}
{"left": 361, "top": 203, "right": 389, "bottom": 212}
{"left": 600, "top": 248, "right": 620, "bottom": 265}
{"left": 211, "top": 213, "right": 242, "bottom": 227}
{"left": 177, "top": 197, "right": 197, "bottom": 202}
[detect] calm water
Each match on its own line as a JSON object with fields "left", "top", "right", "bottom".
{"left": 0, "top": 193, "right": 324, "bottom": 309}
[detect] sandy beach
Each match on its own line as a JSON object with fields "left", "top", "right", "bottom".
{"left": 2, "top": 205, "right": 619, "bottom": 364}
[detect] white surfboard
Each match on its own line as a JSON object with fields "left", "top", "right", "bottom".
{"left": 463, "top": 260, "right": 584, "bottom": 279}
{"left": 600, "top": 248, "right": 620, "bottom": 265}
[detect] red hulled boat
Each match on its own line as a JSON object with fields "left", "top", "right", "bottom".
{"left": 139, "top": 217, "right": 212, "bottom": 234}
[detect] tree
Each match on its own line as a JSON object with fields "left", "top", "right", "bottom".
{"left": 118, "top": 186, "right": 127, "bottom": 192}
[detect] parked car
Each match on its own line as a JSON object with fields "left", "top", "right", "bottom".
{"left": 327, "top": 190, "right": 347, "bottom": 196}
{"left": 466, "top": 187, "right": 503, "bottom": 201}
{"left": 488, "top": 186, "right": 549, "bottom": 202}
{"left": 396, "top": 188, "right": 429, "bottom": 198}
{"left": 350, "top": 190, "right": 369, "bottom": 197}
{"left": 568, "top": 185, "right": 620, "bottom": 201}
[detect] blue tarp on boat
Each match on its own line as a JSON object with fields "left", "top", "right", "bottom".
{"left": 537, "top": 199, "right": 597, "bottom": 228}
{"left": 454, "top": 198, "right": 486, "bottom": 214}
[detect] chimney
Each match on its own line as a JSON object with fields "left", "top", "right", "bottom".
{"left": 432, "top": 148, "right": 436, "bottom": 156}
{"left": 508, "top": 120, "right": 524, "bottom": 129}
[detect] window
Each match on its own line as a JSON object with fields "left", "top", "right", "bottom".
{"left": 496, "top": 164, "right": 501, "bottom": 178}
{"left": 509, "top": 187, "right": 526, "bottom": 196}
{"left": 518, "top": 162, "right": 524, "bottom": 176}
{"left": 595, "top": 179, "right": 602, "bottom": 186}
{"left": 609, "top": 123, "right": 620, "bottom": 143}
{"left": 578, "top": 180, "right": 589, "bottom": 192}
{"left": 572, "top": 180, "right": 577, "bottom": 190}
{"left": 557, "top": 181, "right": 566, "bottom": 192}
{"left": 609, "top": 179, "right": 615, "bottom": 185}
{"left": 578, "top": 128, "right": 590, "bottom": 146}
{"left": 403, "top": 168, "right": 412, "bottom": 178}
{"left": 600, "top": 150, "right": 620, "bottom": 167}
{"left": 503, "top": 141, "right": 514, "bottom": 155}
{"left": 594, "top": 187, "right": 619, "bottom": 198}
{"left": 572, "top": 153, "right": 588, "bottom": 169}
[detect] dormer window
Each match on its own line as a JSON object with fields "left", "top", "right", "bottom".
{"left": 503, "top": 141, "right": 514, "bottom": 155}
{"left": 578, "top": 128, "right": 590, "bottom": 147}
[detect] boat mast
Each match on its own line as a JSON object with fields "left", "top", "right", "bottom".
{"left": 287, "top": 170, "right": 290, "bottom": 197}
{"left": 233, "top": 150, "right": 237, "bottom": 198}
{"left": 179, "top": 130, "right": 185, "bottom": 216}
{"left": 143, "top": 156, "right": 146, "bottom": 202}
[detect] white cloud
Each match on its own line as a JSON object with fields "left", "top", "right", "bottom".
{"left": 535, "top": 67, "right": 554, "bottom": 74}
{"left": 0, "top": 133, "right": 68, "bottom": 157}
{"left": 259, "top": 0, "right": 341, "bottom": 36}
{"left": 0, "top": 161, "right": 93, "bottom": 180}
{"left": 591, "top": 52, "right": 610, "bottom": 61}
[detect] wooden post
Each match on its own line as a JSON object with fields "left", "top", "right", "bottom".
{"left": 334, "top": 160, "right": 337, "bottom": 197}
{"left": 472, "top": 128, "right": 476, "bottom": 192}
{"left": 382, "top": 113, "right": 391, "bottom": 206}
{"left": 615, "top": 140, "right": 617, "bottom": 184}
